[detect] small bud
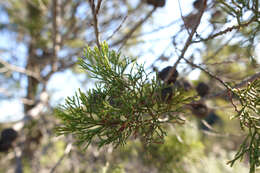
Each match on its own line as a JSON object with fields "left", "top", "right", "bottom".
{"left": 196, "top": 82, "right": 209, "bottom": 97}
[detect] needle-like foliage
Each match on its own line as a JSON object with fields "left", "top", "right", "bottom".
{"left": 55, "top": 42, "right": 260, "bottom": 173}
{"left": 228, "top": 79, "right": 260, "bottom": 173}
{"left": 55, "top": 42, "right": 191, "bottom": 149}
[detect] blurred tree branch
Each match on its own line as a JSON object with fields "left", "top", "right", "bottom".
{"left": 52, "top": 0, "right": 61, "bottom": 72}
{"left": 0, "top": 58, "right": 43, "bottom": 82}
{"left": 192, "top": 16, "right": 258, "bottom": 43}
{"left": 0, "top": 0, "right": 259, "bottom": 172}
{"left": 89, "top": 0, "right": 102, "bottom": 49}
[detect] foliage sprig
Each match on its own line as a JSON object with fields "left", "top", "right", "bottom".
{"left": 228, "top": 79, "right": 260, "bottom": 173}
{"left": 55, "top": 42, "right": 191, "bottom": 149}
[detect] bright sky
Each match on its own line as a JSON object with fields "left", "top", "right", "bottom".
{"left": 0, "top": 0, "right": 259, "bottom": 122}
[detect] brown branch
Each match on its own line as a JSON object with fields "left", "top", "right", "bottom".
{"left": 228, "top": 91, "right": 239, "bottom": 113}
{"left": 0, "top": 58, "right": 43, "bottom": 82}
{"left": 89, "top": 0, "right": 102, "bottom": 49}
{"left": 95, "top": 0, "right": 102, "bottom": 14}
{"left": 131, "top": 19, "right": 181, "bottom": 38}
{"left": 192, "top": 16, "right": 257, "bottom": 43}
{"left": 111, "top": 7, "right": 157, "bottom": 47}
{"left": 183, "top": 57, "right": 230, "bottom": 89}
{"left": 184, "top": 55, "right": 260, "bottom": 100}
{"left": 165, "top": 0, "right": 207, "bottom": 83}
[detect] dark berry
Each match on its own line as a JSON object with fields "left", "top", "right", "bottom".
{"left": 1, "top": 128, "right": 18, "bottom": 142}
{"left": 199, "top": 111, "right": 222, "bottom": 131}
{"left": 158, "top": 66, "right": 178, "bottom": 84}
{"left": 190, "top": 103, "right": 208, "bottom": 118}
{"left": 146, "top": 0, "right": 166, "bottom": 7}
{"left": 196, "top": 82, "right": 209, "bottom": 97}
{"left": 160, "top": 86, "right": 173, "bottom": 102}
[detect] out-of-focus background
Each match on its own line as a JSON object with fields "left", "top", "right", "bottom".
{"left": 0, "top": 0, "right": 259, "bottom": 172}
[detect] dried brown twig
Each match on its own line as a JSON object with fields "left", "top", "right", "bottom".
{"left": 206, "top": 71, "right": 260, "bottom": 99}
{"left": 107, "top": 15, "right": 128, "bottom": 41}
{"left": 183, "top": 56, "right": 260, "bottom": 100}
{"left": 132, "top": 19, "right": 181, "bottom": 38}
{"left": 183, "top": 57, "right": 230, "bottom": 89}
{"left": 111, "top": 7, "right": 157, "bottom": 48}
{"left": 89, "top": 0, "right": 103, "bottom": 49}
{"left": 165, "top": 0, "right": 208, "bottom": 83}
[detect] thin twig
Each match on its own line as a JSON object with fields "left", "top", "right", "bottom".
{"left": 89, "top": 0, "right": 102, "bottom": 49}
{"left": 228, "top": 91, "right": 239, "bottom": 113}
{"left": 206, "top": 71, "right": 260, "bottom": 99}
{"left": 50, "top": 143, "right": 72, "bottom": 173}
{"left": 107, "top": 15, "right": 128, "bottom": 41}
{"left": 192, "top": 16, "right": 257, "bottom": 43}
{"left": 204, "top": 33, "right": 235, "bottom": 63}
{"left": 165, "top": 0, "right": 208, "bottom": 83}
{"left": 177, "top": 0, "right": 191, "bottom": 35}
{"left": 183, "top": 57, "right": 230, "bottom": 89}
{"left": 131, "top": 18, "right": 181, "bottom": 38}
{"left": 111, "top": 7, "right": 157, "bottom": 47}
{"left": 185, "top": 55, "right": 260, "bottom": 100}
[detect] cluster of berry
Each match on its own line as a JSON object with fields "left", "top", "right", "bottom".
{"left": 158, "top": 66, "right": 222, "bottom": 131}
